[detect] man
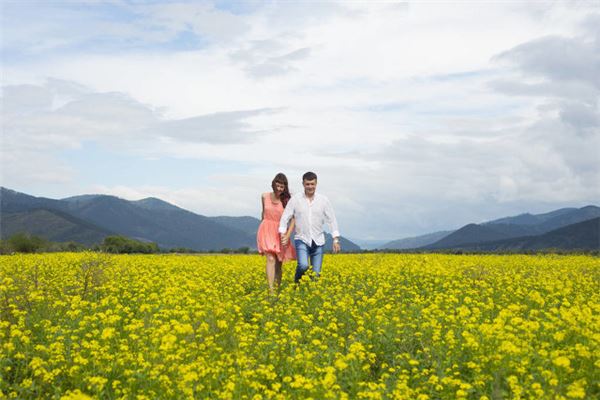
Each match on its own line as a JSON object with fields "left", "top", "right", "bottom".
{"left": 279, "top": 171, "right": 341, "bottom": 283}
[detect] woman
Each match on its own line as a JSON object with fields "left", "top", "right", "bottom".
{"left": 257, "top": 173, "right": 296, "bottom": 291}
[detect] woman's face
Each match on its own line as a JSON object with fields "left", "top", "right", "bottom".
{"left": 274, "top": 181, "right": 285, "bottom": 194}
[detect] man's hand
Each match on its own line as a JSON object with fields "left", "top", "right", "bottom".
{"left": 281, "top": 234, "right": 289, "bottom": 246}
{"left": 333, "top": 240, "right": 341, "bottom": 253}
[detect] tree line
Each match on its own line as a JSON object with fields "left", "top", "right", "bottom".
{"left": 0, "top": 233, "right": 254, "bottom": 255}
{"left": 2, "top": 233, "right": 595, "bottom": 256}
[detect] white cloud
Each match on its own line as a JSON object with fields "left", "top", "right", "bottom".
{"left": 1, "top": 80, "right": 280, "bottom": 188}
{"left": 2, "top": 2, "right": 599, "bottom": 239}
{"left": 134, "top": 2, "right": 251, "bottom": 43}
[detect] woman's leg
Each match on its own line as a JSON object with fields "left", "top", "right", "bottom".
{"left": 266, "top": 253, "right": 277, "bottom": 291}
{"left": 274, "top": 260, "right": 283, "bottom": 288}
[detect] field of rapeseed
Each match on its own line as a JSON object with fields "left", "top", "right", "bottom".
{"left": 1, "top": 253, "right": 598, "bottom": 399}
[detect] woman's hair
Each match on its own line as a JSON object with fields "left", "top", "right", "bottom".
{"left": 272, "top": 173, "right": 291, "bottom": 207}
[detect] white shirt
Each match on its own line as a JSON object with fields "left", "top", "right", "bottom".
{"left": 278, "top": 192, "right": 340, "bottom": 246}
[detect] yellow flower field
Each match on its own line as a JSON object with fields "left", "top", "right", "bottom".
{"left": 1, "top": 253, "right": 599, "bottom": 399}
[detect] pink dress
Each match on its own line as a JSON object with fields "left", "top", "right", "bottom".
{"left": 257, "top": 193, "right": 296, "bottom": 262}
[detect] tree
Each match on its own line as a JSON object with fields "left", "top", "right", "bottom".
{"left": 6, "top": 233, "right": 46, "bottom": 253}
{"left": 101, "top": 236, "right": 159, "bottom": 254}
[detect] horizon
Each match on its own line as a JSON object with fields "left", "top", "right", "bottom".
{"left": 2, "top": 1, "right": 599, "bottom": 240}
{"left": 2, "top": 185, "right": 597, "bottom": 246}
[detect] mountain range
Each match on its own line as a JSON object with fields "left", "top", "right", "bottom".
{"left": 0, "top": 187, "right": 360, "bottom": 252}
{"left": 382, "top": 205, "right": 600, "bottom": 251}
{"left": 2, "top": 187, "right": 597, "bottom": 252}
{"left": 436, "top": 217, "right": 600, "bottom": 252}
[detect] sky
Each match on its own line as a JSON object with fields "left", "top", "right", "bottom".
{"left": 1, "top": 0, "right": 599, "bottom": 243}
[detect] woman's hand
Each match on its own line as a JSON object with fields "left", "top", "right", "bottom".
{"left": 281, "top": 234, "right": 290, "bottom": 246}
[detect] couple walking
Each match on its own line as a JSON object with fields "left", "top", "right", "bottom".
{"left": 256, "top": 171, "right": 340, "bottom": 290}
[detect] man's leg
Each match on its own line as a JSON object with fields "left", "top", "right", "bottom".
{"left": 309, "top": 241, "right": 324, "bottom": 278}
{"left": 294, "top": 240, "right": 310, "bottom": 283}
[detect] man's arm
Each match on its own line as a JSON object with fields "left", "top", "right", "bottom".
{"left": 324, "top": 198, "right": 341, "bottom": 253}
{"left": 286, "top": 217, "right": 295, "bottom": 238}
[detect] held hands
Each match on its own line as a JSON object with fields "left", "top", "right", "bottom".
{"left": 281, "top": 234, "right": 290, "bottom": 246}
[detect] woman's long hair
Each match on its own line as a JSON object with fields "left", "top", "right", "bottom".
{"left": 271, "top": 173, "right": 291, "bottom": 207}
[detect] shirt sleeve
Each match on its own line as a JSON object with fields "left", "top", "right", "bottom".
{"left": 324, "top": 198, "right": 340, "bottom": 238}
{"left": 278, "top": 197, "right": 295, "bottom": 234}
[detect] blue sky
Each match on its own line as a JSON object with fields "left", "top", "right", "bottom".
{"left": 2, "top": 1, "right": 599, "bottom": 241}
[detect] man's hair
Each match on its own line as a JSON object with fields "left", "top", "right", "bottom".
{"left": 302, "top": 171, "right": 317, "bottom": 182}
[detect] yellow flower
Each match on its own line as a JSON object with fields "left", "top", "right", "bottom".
{"left": 566, "top": 380, "right": 586, "bottom": 399}
{"left": 101, "top": 327, "right": 115, "bottom": 340}
{"left": 553, "top": 356, "right": 571, "bottom": 368}
{"left": 2, "top": 252, "right": 598, "bottom": 398}
{"left": 60, "top": 390, "right": 94, "bottom": 400}
{"left": 217, "top": 320, "right": 228, "bottom": 329}
{"left": 334, "top": 358, "right": 348, "bottom": 370}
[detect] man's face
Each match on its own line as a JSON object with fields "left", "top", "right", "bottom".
{"left": 303, "top": 179, "right": 317, "bottom": 196}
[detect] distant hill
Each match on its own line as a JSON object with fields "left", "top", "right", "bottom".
{"left": 0, "top": 209, "right": 113, "bottom": 245}
{"left": 1, "top": 188, "right": 256, "bottom": 250}
{"left": 485, "top": 207, "right": 577, "bottom": 226}
{"left": 422, "top": 205, "right": 600, "bottom": 250}
{"left": 62, "top": 194, "right": 104, "bottom": 203}
{"left": 376, "top": 205, "right": 599, "bottom": 252}
{"left": 447, "top": 217, "right": 600, "bottom": 251}
{"left": 1, "top": 187, "right": 67, "bottom": 213}
{"left": 211, "top": 216, "right": 261, "bottom": 236}
{"left": 6, "top": 187, "right": 593, "bottom": 252}
{"left": 484, "top": 205, "right": 600, "bottom": 235}
{"left": 132, "top": 197, "right": 185, "bottom": 212}
{"left": 535, "top": 205, "right": 600, "bottom": 232}
{"left": 425, "top": 224, "right": 511, "bottom": 249}
{"left": 381, "top": 231, "right": 453, "bottom": 250}
{"left": 62, "top": 195, "right": 256, "bottom": 251}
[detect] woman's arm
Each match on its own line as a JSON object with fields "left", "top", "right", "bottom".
{"left": 278, "top": 197, "right": 295, "bottom": 234}
{"left": 260, "top": 193, "right": 265, "bottom": 221}
{"left": 279, "top": 197, "right": 295, "bottom": 245}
